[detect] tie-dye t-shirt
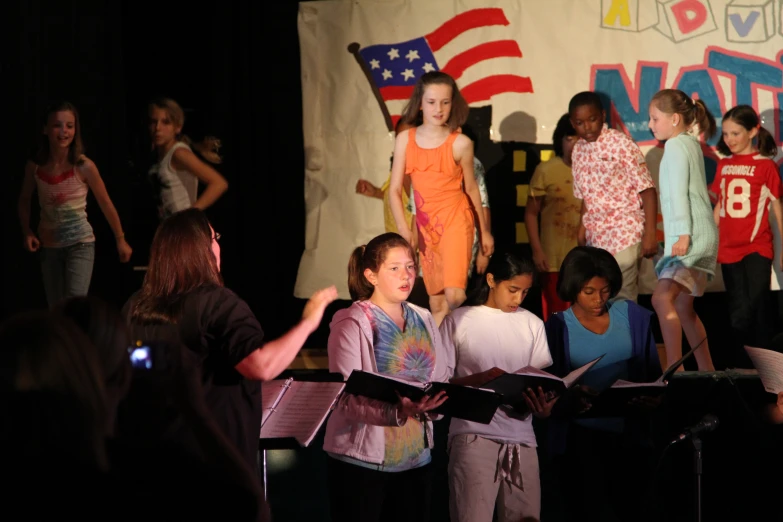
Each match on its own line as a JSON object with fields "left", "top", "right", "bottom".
{"left": 358, "top": 300, "right": 435, "bottom": 471}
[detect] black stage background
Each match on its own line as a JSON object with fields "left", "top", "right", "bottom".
{"left": 3, "top": 1, "right": 272, "bottom": 328}
{"left": 5, "top": 0, "right": 783, "bottom": 358}
{"left": 3, "top": 2, "right": 783, "bottom": 521}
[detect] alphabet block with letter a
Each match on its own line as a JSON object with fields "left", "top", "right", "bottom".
{"left": 601, "top": 0, "right": 659, "bottom": 31}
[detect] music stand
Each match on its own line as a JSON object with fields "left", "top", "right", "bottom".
{"left": 258, "top": 371, "right": 345, "bottom": 502}
{"left": 258, "top": 437, "right": 300, "bottom": 501}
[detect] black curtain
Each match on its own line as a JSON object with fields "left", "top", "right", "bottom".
{"left": 4, "top": 0, "right": 129, "bottom": 316}
{"left": 2, "top": 1, "right": 282, "bottom": 335}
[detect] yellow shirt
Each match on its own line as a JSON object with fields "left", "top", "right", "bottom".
{"left": 381, "top": 175, "right": 413, "bottom": 234}
{"left": 528, "top": 156, "right": 581, "bottom": 271}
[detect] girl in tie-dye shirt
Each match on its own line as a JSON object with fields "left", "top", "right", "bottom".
{"left": 323, "top": 232, "right": 454, "bottom": 522}
{"left": 18, "top": 101, "right": 132, "bottom": 308}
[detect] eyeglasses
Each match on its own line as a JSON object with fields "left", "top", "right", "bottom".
{"left": 212, "top": 232, "right": 221, "bottom": 242}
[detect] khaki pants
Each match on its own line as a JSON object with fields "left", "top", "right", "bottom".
{"left": 448, "top": 435, "right": 541, "bottom": 522}
{"left": 613, "top": 242, "right": 642, "bottom": 302}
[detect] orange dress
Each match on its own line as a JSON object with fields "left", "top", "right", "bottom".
{"left": 406, "top": 128, "right": 474, "bottom": 295}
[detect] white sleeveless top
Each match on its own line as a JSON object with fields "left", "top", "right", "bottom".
{"left": 149, "top": 142, "right": 198, "bottom": 219}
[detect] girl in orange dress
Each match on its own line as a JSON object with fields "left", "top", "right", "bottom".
{"left": 389, "top": 72, "right": 494, "bottom": 325}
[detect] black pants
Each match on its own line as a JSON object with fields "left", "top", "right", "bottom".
{"left": 327, "top": 457, "right": 433, "bottom": 522}
{"left": 722, "top": 253, "right": 773, "bottom": 367}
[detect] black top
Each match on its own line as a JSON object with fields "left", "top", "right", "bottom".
{"left": 124, "top": 285, "right": 265, "bottom": 467}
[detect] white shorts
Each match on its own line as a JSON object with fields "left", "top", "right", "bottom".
{"left": 658, "top": 265, "right": 708, "bottom": 297}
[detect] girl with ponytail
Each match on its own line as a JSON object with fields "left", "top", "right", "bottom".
{"left": 324, "top": 232, "right": 452, "bottom": 522}
{"left": 711, "top": 105, "right": 783, "bottom": 367}
{"left": 648, "top": 89, "right": 718, "bottom": 372}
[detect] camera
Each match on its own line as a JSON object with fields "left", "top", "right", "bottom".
{"left": 129, "top": 343, "right": 153, "bottom": 369}
{"left": 128, "top": 340, "right": 170, "bottom": 370}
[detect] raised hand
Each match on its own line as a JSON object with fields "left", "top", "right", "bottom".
{"left": 356, "top": 179, "right": 382, "bottom": 199}
{"left": 302, "top": 286, "right": 339, "bottom": 331}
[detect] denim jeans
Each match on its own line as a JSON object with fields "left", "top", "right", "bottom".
{"left": 40, "top": 242, "right": 95, "bottom": 308}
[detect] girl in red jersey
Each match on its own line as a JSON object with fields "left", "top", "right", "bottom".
{"left": 712, "top": 105, "right": 783, "bottom": 367}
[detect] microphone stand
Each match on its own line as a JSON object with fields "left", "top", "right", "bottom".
{"left": 692, "top": 436, "right": 702, "bottom": 522}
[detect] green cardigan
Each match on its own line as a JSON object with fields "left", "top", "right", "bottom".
{"left": 655, "top": 133, "right": 718, "bottom": 277}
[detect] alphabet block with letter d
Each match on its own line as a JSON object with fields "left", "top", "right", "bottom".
{"left": 655, "top": 0, "right": 718, "bottom": 41}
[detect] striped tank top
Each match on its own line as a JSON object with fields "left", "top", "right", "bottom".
{"left": 34, "top": 165, "right": 95, "bottom": 248}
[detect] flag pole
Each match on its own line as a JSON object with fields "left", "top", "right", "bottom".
{"left": 348, "top": 42, "right": 394, "bottom": 132}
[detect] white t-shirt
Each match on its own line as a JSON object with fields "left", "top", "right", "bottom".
{"left": 440, "top": 305, "right": 553, "bottom": 446}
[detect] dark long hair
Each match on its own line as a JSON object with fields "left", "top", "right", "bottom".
{"left": 34, "top": 101, "right": 85, "bottom": 166}
{"left": 469, "top": 250, "right": 536, "bottom": 305}
{"left": 399, "top": 72, "right": 469, "bottom": 132}
{"left": 131, "top": 208, "right": 222, "bottom": 323}
{"left": 716, "top": 104, "right": 777, "bottom": 157}
{"left": 348, "top": 233, "right": 416, "bottom": 301}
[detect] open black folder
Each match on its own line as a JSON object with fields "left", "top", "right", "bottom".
{"left": 481, "top": 355, "right": 605, "bottom": 410}
{"left": 344, "top": 370, "right": 504, "bottom": 425}
{"left": 580, "top": 337, "right": 704, "bottom": 417}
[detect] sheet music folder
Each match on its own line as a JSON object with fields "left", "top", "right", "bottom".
{"left": 745, "top": 346, "right": 783, "bottom": 394}
{"left": 344, "top": 370, "right": 503, "bottom": 424}
{"left": 482, "top": 355, "right": 605, "bottom": 408}
{"left": 259, "top": 378, "right": 345, "bottom": 447}
{"left": 581, "top": 337, "right": 704, "bottom": 417}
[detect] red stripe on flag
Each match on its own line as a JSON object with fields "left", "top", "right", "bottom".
{"left": 390, "top": 115, "right": 401, "bottom": 129}
{"left": 441, "top": 40, "right": 522, "bottom": 80}
{"left": 461, "top": 75, "right": 534, "bottom": 104}
{"left": 380, "top": 85, "right": 415, "bottom": 101}
{"left": 425, "top": 8, "right": 510, "bottom": 53}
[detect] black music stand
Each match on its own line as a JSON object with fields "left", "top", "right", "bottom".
{"left": 258, "top": 437, "right": 300, "bottom": 501}
{"left": 258, "top": 371, "right": 344, "bottom": 502}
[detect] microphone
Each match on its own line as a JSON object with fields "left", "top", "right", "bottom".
{"left": 670, "top": 414, "right": 719, "bottom": 445}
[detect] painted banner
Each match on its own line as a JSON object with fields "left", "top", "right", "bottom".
{"left": 295, "top": 0, "right": 783, "bottom": 300}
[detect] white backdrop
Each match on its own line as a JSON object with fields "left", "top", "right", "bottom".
{"left": 295, "top": 0, "right": 783, "bottom": 299}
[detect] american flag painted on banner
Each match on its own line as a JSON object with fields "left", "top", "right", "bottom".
{"left": 348, "top": 8, "right": 534, "bottom": 131}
